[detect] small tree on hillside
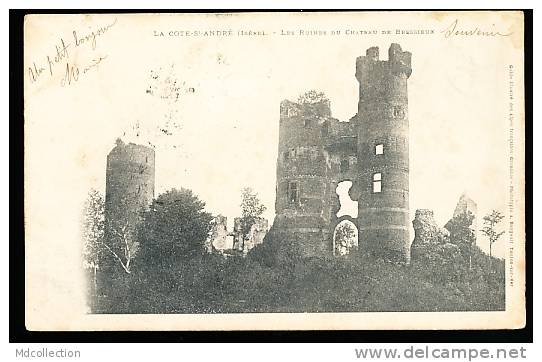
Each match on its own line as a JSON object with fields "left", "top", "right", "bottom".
{"left": 481, "top": 210, "right": 505, "bottom": 270}
{"left": 239, "top": 187, "right": 267, "bottom": 251}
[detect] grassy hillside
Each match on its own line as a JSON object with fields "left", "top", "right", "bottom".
{"left": 94, "top": 242, "right": 505, "bottom": 314}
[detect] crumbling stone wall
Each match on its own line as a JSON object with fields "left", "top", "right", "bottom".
{"left": 411, "top": 209, "right": 450, "bottom": 246}
{"left": 206, "top": 215, "right": 268, "bottom": 255}
{"left": 233, "top": 217, "right": 269, "bottom": 254}
{"left": 411, "top": 209, "right": 461, "bottom": 266}
{"left": 206, "top": 215, "right": 230, "bottom": 252}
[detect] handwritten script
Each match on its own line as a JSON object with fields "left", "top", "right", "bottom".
{"left": 441, "top": 19, "right": 512, "bottom": 39}
{"left": 28, "top": 18, "right": 117, "bottom": 87}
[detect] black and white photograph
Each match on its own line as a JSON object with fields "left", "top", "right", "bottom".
{"left": 22, "top": 11, "right": 526, "bottom": 331}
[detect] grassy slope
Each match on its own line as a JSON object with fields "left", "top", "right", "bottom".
{"left": 95, "top": 245, "right": 505, "bottom": 314}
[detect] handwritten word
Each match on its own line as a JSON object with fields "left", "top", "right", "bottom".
{"left": 441, "top": 19, "right": 512, "bottom": 38}
{"left": 28, "top": 62, "right": 46, "bottom": 83}
{"left": 28, "top": 37, "right": 71, "bottom": 84}
{"left": 73, "top": 18, "right": 117, "bottom": 50}
{"left": 60, "top": 55, "right": 108, "bottom": 87}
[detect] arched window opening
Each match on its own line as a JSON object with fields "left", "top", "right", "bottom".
{"left": 333, "top": 220, "right": 359, "bottom": 256}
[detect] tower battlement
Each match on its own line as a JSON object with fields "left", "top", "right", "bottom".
{"left": 389, "top": 43, "right": 412, "bottom": 77}
{"left": 356, "top": 43, "right": 412, "bottom": 81}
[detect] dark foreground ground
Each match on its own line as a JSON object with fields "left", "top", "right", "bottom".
{"left": 90, "top": 245, "right": 505, "bottom": 314}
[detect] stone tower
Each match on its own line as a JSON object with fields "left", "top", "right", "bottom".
{"left": 104, "top": 139, "right": 155, "bottom": 254}
{"left": 272, "top": 99, "right": 333, "bottom": 257}
{"left": 355, "top": 44, "right": 411, "bottom": 262}
{"left": 270, "top": 43, "right": 412, "bottom": 263}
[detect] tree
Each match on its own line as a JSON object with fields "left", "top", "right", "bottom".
{"left": 82, "top": 189, "right": 105, "bottom": 290}
{"left": 296, "top": 90, "right": 331, "bottom": 118}
{"left": 136, "top": 188, "right": 213, "bottom": 269}
{"left": 105, "top": 217, "right": 140, "bottom": 274}
{"left": 239, "top": 187, "right": 267, "bottom": 252}
{"left": 81, "top": 189, "right": 140, "bottom": 276}
{"left": 297, "top": 90, "right": 329, "bottom": 105}
{"left": 334, "top": 221, "right": 358, "bottom": 256}
{"left": 481, "top": 210, "right": 505, "bottom": 270}
{"left": 444, "top": 211, "right": 476, "bottom": 269}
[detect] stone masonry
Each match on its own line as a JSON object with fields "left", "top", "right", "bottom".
{"left": 270, "top": 44, "right": 412, "bottom": 262}
{"left": 104, "top": 139, "right": 155, "bottom": 266}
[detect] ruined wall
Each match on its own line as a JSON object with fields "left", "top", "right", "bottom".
{"left": 410, "top": 209, "right": 456, "bottom": 265}
{"left": 411, "top": 210, "right": 449, "bottom": 246}
{"left": 104, "top": 140, "right": 155, "bottom": 251}
{"left": 206, "top": 215, "right": 231, "bottom": 252}
{"left": 233, "top": 217, "right": 269, "bottom": 254}
{"left": 271, "top": 44, "right": 411, "bottom": 262}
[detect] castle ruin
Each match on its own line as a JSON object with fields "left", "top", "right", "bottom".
{"left": 270, "top": 43, "right": 412, "bottom": 262}
{"left": 232, "top": 217, "right": 269, "bottom": 254}
{"left": 207, "top": 215, "right": 269, "bottom": 256}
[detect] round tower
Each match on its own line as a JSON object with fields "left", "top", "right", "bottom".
{"left": 355, "top": 44, "right": 412, "bottom": 262}
{"left": 104, "top": 139, "right": 155, "bottom": 248}
{"left": 271, "top": 99, "right": 331, "bottom": 257}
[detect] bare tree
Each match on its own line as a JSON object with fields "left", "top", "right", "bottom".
{"left": 105, "top": 218, "right": 140, "bottom": 274}
{"left": 481, "top": 210, "right": 505, "bottom": 270}
{"left": 82, "top": 188, "right": 140, "bottom": 275}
